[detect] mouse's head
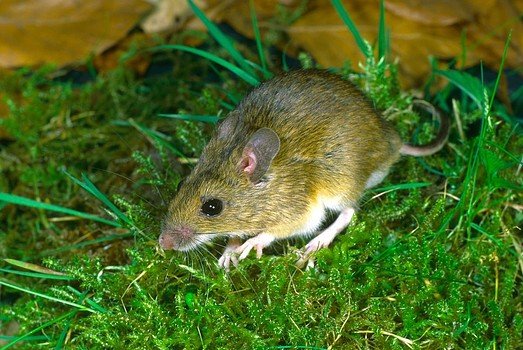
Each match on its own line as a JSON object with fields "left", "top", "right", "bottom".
{"left": 159, "top": 115, "right": 282, "bottom": 252}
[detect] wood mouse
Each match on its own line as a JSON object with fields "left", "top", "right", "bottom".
{"left": 158, "top": 69, "right": 450, "bottom": 269}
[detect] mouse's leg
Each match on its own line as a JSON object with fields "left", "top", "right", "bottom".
{"left": 235, "top": 233, "right": 275, "bottom": 261}
{"left": 218, "top": 236, "right": 242, "bottom": 270}
{"left": 297, "top": 207, "right": 355, "bottom": 267}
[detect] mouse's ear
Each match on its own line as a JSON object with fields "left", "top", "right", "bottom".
{"left": 240, "top": 128, "right": 280, "bottom": 184}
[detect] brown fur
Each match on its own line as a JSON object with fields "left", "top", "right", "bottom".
{"left": 160, "top": 69, "right": 441, "bottom": 251}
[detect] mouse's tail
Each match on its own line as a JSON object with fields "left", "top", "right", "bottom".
{"left": 400, "top": 100, "right": 450, "bottom": 157}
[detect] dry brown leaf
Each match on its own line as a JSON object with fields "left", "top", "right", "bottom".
{"left": 469, "top": 0, "right": 523, "bottom": 68}
{"left": 287, "top": 5, "right": 369, "bottom": 70}
{"left": 1, "top": 0, "right": 519, "bottom": 90}
{"left": 141, "top": 0, "right": 207, "bottom": 33}
{"left": 385, "top": 0, "right": 475, "bottom": 25}
{"left": 463, "top": 0, "right": 499, "bottom": 15}
{"left": 141, "top": 0, "right": 257, "bottom": 35}
{"left": 0, "top": 0, "right": 151, "bottom": 68}
{"left": 185, "top": 0, "right": 239, "bottom": 31}
{"left": 287, "top": 1, "right": 464, "bottom": 87}
{"left": 263, "top": 0, "right": 521, "bottom": 87}
{"left": 213, "top": 0, "right": 285, "bottom": 39}
{"left": 92, "top": 33, "right": 154, "bottom": 75}
{"left": 387, "top": 11, "right": 463, "bottom": 86}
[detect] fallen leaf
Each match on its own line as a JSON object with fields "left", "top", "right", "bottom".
{"left": 287, "top": 5, "right": 368, "bottom": 70}
{"left": 387, "top": 11, "right": 463, "bottom": 86}
{"left": 4, "top": 258, "right": 68, "bottom": 276}
{"left": 185, "top": 0, "right": 239, "bottom": 32}
{"left": 93, "top": 32, "right": 154, "bottom": 75}
{"left": 141, "top": 0, "right": 207, "bottom": 33}
{"left": 0, "top": 0, "right": 151, "bottom": 68}
{"left": 213, "top": 0, "right": 287, "bottom": 39}
{"left": 385, "top": 0, "right": 474, "bottom": 25}
{"left": 469, "top": 0, "right": 523, "bottom": 69}
{"left": 268, "top": 0, "right": 521, "bottom": 87}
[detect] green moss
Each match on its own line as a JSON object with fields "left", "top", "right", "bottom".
{"left": 1, "top": 30, "right": 522, "bottom": 350}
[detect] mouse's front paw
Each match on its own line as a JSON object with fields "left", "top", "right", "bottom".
{"left": 217, "top": 237, "right": 241, "bottom": 270}
{"left": 235, "top": 233, "right": 275, "bottom": 261}
{"left": 218, "top": 250, "right": 238, "bottom": 271}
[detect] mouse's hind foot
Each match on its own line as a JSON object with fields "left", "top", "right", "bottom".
{"left": 296, "top": 207, "right": 355, "bottom": 268}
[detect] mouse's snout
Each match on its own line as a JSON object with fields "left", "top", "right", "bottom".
{"left": 158, "top": 224, "right": 196, "bottom": 251}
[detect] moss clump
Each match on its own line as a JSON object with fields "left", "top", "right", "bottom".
{"left": 1, "top": 34, "right": 522, "bottom": 350}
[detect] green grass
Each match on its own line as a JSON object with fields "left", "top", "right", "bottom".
{"left": 1, "top": 1, "right": 522, "bottom": 349}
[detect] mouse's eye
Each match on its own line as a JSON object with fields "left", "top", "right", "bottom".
{"left": 200, "top": 198, "right": 224, "bottom": 217}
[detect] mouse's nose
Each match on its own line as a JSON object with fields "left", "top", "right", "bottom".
{"left": 158, "top": 225, "right": 195, "bottom": 250}
{"left": 158, "top": 231, "right": 175, "bottom": 250}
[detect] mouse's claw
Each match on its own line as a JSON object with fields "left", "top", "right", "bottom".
{"left": 296, "top": 208, "right": 356, "bottom": 268}
{"left": 218, "top": 251, "right": 238, "bottom": 271}
{"left": 295, "top": 233, "right": 333, "bottom": 268}
{"left": 218, "top": 237, "right": 241, "bottom": 271}
{"left": 295, "top": 249, "right": 316, "bottom": 269}
{"left": 237, "top": 244, "right": 253, "bottom": 260}
{"left": 235, "top": 233, "right": 275, "bottom": 261}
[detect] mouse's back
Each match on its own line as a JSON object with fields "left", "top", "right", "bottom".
{"left": 231, "top": 69, "right": 402, "bottom": 187}
{"left": 162, "top": 69, "right": 402, "bottom": 249}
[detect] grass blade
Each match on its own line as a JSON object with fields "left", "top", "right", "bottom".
{"left": 158, "top": 113, "right": 219, "bottom": 124}
{"left": 0, "top": 310, "right": 77, "bottom": 350}
{"left": 331, "top": 0, "right": 372, "bottom": 58}
{"left": 67, "top": 286, "right": 108, "bottom": 313}
{"left": 0, "top": 268, "right": 74, "bottom": 281}
{"left": 249, "top": 0, "right": 272, "bottom": 79}
{"left": 488, "top": 31, "right": 511, "bottom": 111}
{"left": 0, "top": 279, "right": 96, "bottom": 313}
{"left": 377, "top": 0, "right": 388, "bottom": 59}
{"left": 113, "top": 119, "right": 186, "bottom": 158}
{"left": 187, "top": 0, "right": 257, "bottom": 78}
{"left": 62, "top": 172, "right": 133, "bottom": 227}
{"left": 370, "top": 182, "right": 432, "bottom": 193}
{"left": 470, "top": 223, "right": 504, "bottom": 248}
{"left": 153, "top": 45, "right": 259, "bottom": 86}
{"left": 215, "top": 85, "right": 241, "bottom": 106}
{"left": 37, "top": 232, "right": 134, "bottom": 257}
{"left": 0, "top": 193, "right": 119, "bottom": 227}
{"left": 3, "top": 259, "right": 68, "bottom": 276}
{"left": 55, "top": 312, "right": 74, "bottom": 350}
{"left": 434, "top": 69, "right": 486, "bottom": 110}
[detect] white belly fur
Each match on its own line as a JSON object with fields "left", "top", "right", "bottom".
{"left": 291, "top": 195, "right": 345, "bottom": 238}
{"left": 365, "top": 169, "right": 389, "bottom": 189}
{"left": 291, "top": 169, "right": 385, "bottom": 239}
